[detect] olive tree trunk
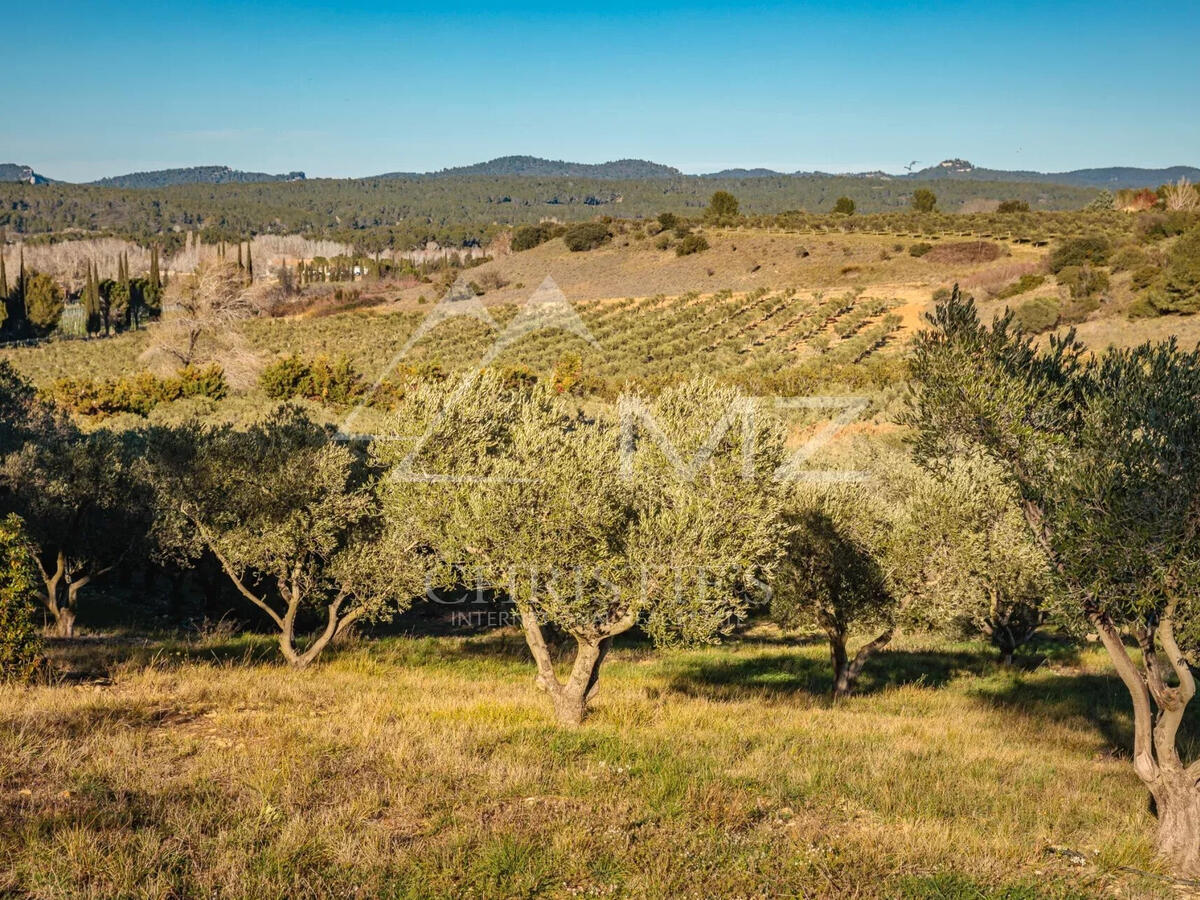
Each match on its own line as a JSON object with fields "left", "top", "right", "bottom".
{"left": 212, "top": 551, "right": 361, "bottom": 669}
{"left": 34, "top": 550, "right": 108, "bottom": 638}
{"left": 1092, "top": 600, "right": 1200, "bottom": 878}
{"left": 827, "top": 625, "right": 894, "bottom": 700}
{"left": 981, "top": 593, "right": 1045, "bottom": 665}
{"left": 519, "top": 608, "right": 634, "bottom": 726}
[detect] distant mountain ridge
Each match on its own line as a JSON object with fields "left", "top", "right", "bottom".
{"left": 702, "top": 158, "right": 1200, "bottom": 189}
{"left": 905, "top": 159, "right": 1200, "bottom": 188}
{"left": 0, "top": 164, "right": 53, "bottom": 184}
{"left": 87, "top": 165, "right": 306, "bottom": 189}
{"left": 6, "top": 156, "right": 1198, "bottom": 190}
{"left": 375, "top": 155, "right": 683, "bottom": 180}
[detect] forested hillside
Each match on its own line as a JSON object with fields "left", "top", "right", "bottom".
{"left": 0, "top": 173, "right": 1099, "bottom": 247}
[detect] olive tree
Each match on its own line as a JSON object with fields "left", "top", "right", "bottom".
{"left": 906, "top": 288, "right": 1200, "bottom": 877}
{"left": 895, "top": 454, "right": 1051, "bottom": 663}
{"left": 772, "top": 483, "right": 895, "bottom": 699}
{"left": 3, "top": 424, "right": 147, "bottom": 637}
{"left": 379, "top": 373, "right": 787, "bottom": 725}
{"left": 148, "top": 407, "right": 422, "bottom": 667}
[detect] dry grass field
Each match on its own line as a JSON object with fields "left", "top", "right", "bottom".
{"left": 0, "top": 626, "right": 1180, "bottom": 899}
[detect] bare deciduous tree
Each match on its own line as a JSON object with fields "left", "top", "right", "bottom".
{"left": 141, "top": 261, "right": 261, "bottom": 387}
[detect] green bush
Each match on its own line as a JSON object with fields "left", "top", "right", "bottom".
{"left": 511, "top": 225, "right": 546, "bottom": 252}
{"left": 1010, "top": 296, "right": 1060, "bottom": 333}
{"left": 675, "top": 234, "right": 709, "bottom": 256}
{"left": 909, "top": 242, "right": 933, "bottom": 258}
{"left": 0, "top": 515, "right": 42, "bottom": 683}
{"left": 1142, "top": 226, "right": 1200, "bottom": 313}
{"left": 656, "top": 212, "right": 678, "bottom": 231}
{"left": 832, "top": 197, "right": 856, "bottom": 215}
{"left": 1131, "top": 265, "right": 1162, "bottom": 290}
{"left": 1048, "top": 235, "right": 1110, "bottom": 273}
{"left": 997, "top": 200, "right": 1030, "bottom": 214}
{"left": 511, "top": 222, "right": 562, "bottom": 252}
{"left": 563, "top": 222, "right": 610, "bottom": 252}
{"left": 1136, "top": 211, "right": 1195, "bottom": 242}
{"left": 260, "top": 354, "right": 365, "bottom": 404}
{"left": 1056, "top": 265, "right": 1110, "bottom": 299}
{"left": 1127, "top": 296, "right": 1160, "bottom": 319}
{"left": 1110, "top": 245, "right": 1150, "bottom": 272}
{"left": 995, "top": 274, "right": 1046, "bottom": 299}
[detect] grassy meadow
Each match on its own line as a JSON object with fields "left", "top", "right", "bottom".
{"left": 0, "top": 625, "right": 1178, "bottom": 899}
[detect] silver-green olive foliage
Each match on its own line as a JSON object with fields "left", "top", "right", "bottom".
{"left": 149, "top": 406, "right": 423, "bottom": 668}
{"left": 893, "top": 453, "right": 1051, "bottom": 661}
{"left": 379, "top": 373, "right": 788, "bottom": 724}
{"left": 905, "top": 287, "right": 1200, "bottom": 877}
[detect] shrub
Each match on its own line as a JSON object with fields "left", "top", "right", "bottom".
{"left": 1085, "top": 189, "right": 1115, "bottom": 211}
{"left": 995, "top": 273, "right": 1046, "bottom": 299}
{"left": 832, "top": 197, "right": 855, "bottom": 215}
{"left": 997, "top": 200, "right": 1030, "bottom": 214}
{"left": 656, "top": 212, "right": 678, "bottom": 231}
{"left": 1056, "top": 265, "right": 1110, "bottom": 299}
{"left": 654, "top": 234, "right": 671, "bottom": 251}
{"left": 1110, "top": 245, "right": 1150, "bottom": 272}
{"left": 910, "top": 189, "right": 937, "bottom": 213}
{"left": 563, "top": 222, "right": 610, "bottom": 252}
{"left": 0, "top": 515, "right": 42, "bottom": 683}
{"left": 1136, "top": 211, "right": 1195, "bottom": 242}
{"left": 1010, "top": 296, "right": 1060, "bottom": 333}
{"left": 260, "top": 354, "right": 365, "bottom": 404}
{"left": 45, "top": 366, "right": 227, "bottom": 418}
{"left": 1127, "top": 295, "right": 1159, "bottom": 319}
{"left": 675, "top": 234, "right": 709, "bottom": 256}
{"left": 909, "top": 242, "right": 933, "bottom": 258}
{"left": 705, "top": 191, "right": 739, "bottom": 221}
{"left": 1142, "top": 226, "right": 1200, "bottom": 314}
{"left": 1048, "top": 235, "right": 1110, "bottom": 273}
{"left": 512, "top": 223, "right": 561, "bottom": 252}
{"left": 1131, "top": 264, "right": 1162, "bottom": 290}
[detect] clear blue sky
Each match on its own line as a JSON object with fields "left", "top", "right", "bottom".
{"left": 5, "top": 0, "right": 1198, "bottom": 182}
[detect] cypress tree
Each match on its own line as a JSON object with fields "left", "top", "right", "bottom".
{"left": 237, "top": 243, "right": 243, "bottom": 271}
{"left": 246, "top": 241, "right": 253, "bottom": 280}
{"left": 84, "top": 261, "right": 102, "bottom": 336}
{"left": 0, "top": 252, "right": 7, "bottom": 298}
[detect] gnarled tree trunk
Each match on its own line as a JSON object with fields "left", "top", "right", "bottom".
{"left": 212, "top": 549, "right": 360, "bottom": 669}
{"left": 1091, "top": 601, "right": 1200, "bottom": 878}
{"left": 519, "top": 609, "right": 631, "bottom": 726}
{"left": 34, "top": 551, "right": 103, "bottom": 638}
{"left": 827, "top": 624, "right": 894, "bottom": 700}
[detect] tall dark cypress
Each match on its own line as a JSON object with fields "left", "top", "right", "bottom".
{"left": 0, "top": 251, "right": 7, "bottom": 298}
{"left": 245, "top": 241, "right": 253, "bottom": 280}
{"left": 237, "top": 243, "right": 243, "bottom": 271}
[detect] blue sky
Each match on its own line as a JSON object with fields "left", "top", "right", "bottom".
{"left": 5, "top": 0, "right": 1199, "bottom": 181}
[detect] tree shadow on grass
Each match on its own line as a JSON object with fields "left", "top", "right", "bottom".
{"left": 665, "top": 644, "right": 998, "bottom": 703}
{"left": 42, "top": 631, "right": 285, "bottom": 682}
